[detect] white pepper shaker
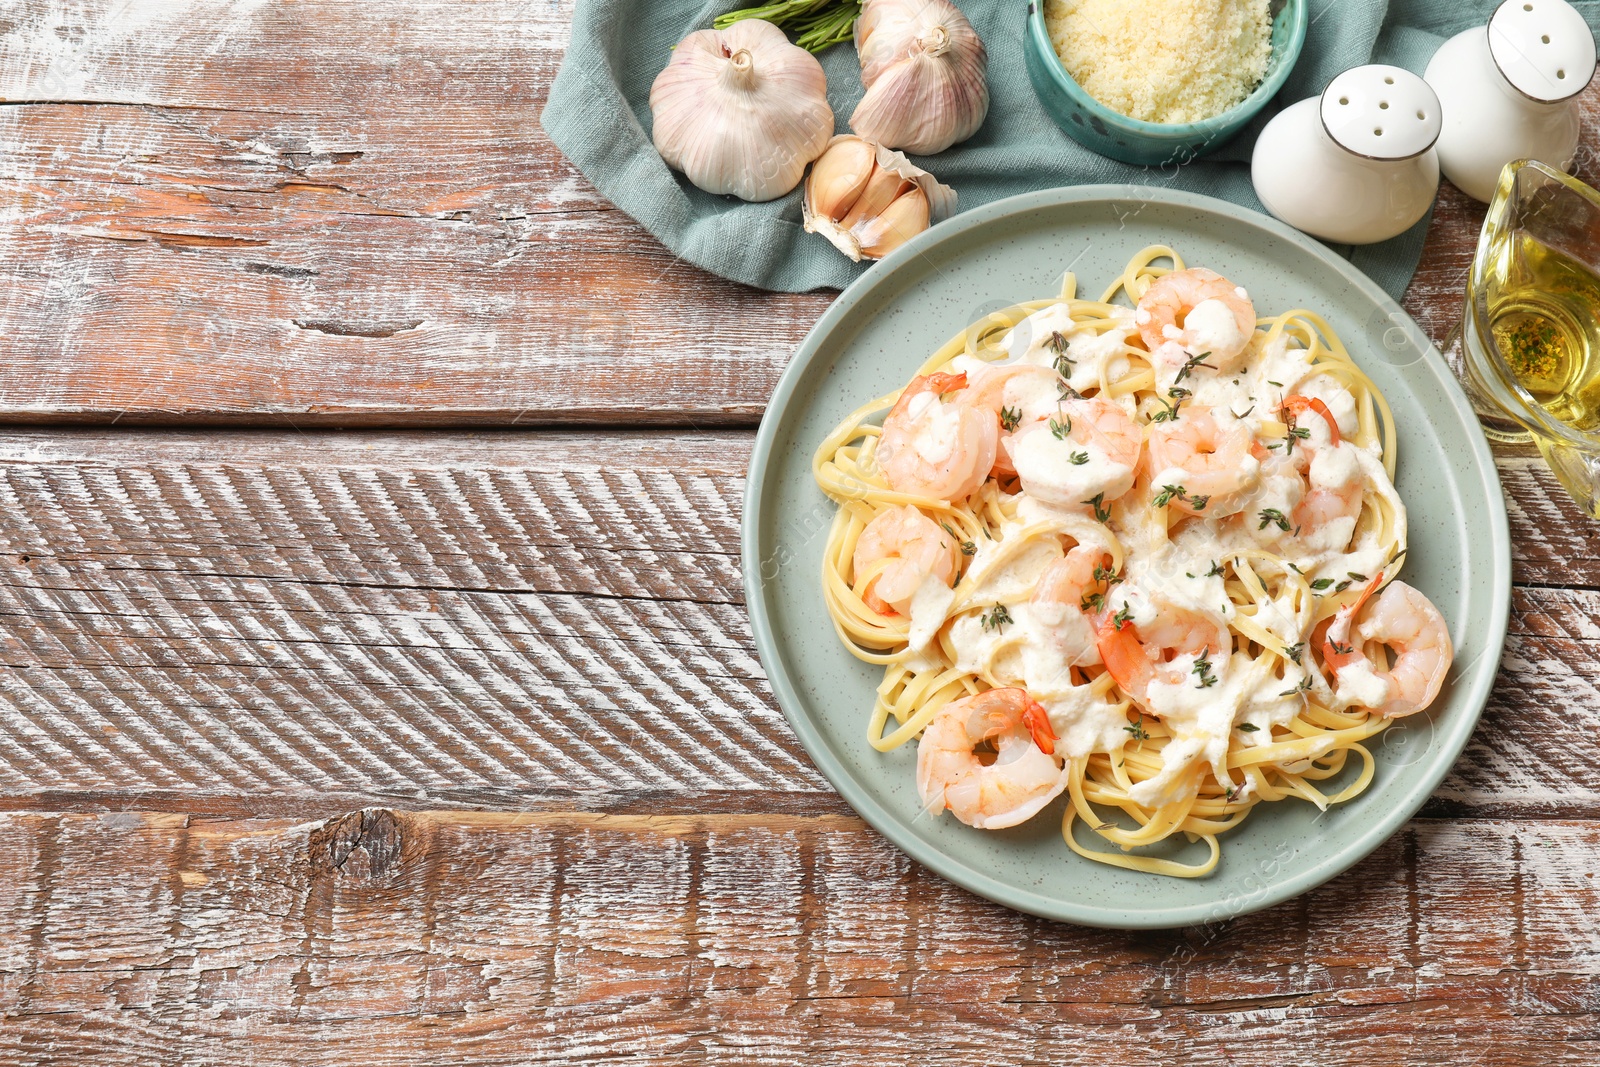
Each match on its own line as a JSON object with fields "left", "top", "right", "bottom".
{"left": 1423, "top": 0, "right": 1596, "bottom": 203}
{"left": 1251, "top": 65, "right": 1442, "bottom": 245}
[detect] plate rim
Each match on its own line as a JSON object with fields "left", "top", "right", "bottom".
{"left": 741, "top": 184, "right": 1513, "bottom": 929}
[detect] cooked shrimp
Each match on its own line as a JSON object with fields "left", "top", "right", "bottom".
{"left": 1146, "top": 407, "right": 1259, "bottom": 517}
{"left": 852, "top": 504, "right": 962, "bottom": 616}
{"left": 1321, "top": 580, "right": 1452, "bottom": 717}
{"left": 966, "top": 364, "right": 1065, "bottom": 478}
{"left": 916, "top": 687, "right": 1066, "bottom": 829}
{"left": 1030, "top": 545, "right": 1112, "bottom": 665}
{"left": 1279, "top": 395, "right": 1364, "bottom": 550}
{"left": 1097, "top": 605, "right": 1231, "bottom": 712}
{"left": 1004, "top": 396, "right": 1143, "bottom": 509}
{"left": 1135, "top": 267, "right": 1257, "bottom": 369}
{"left": 877, "top": 372, "right": 998, "bottom": 502}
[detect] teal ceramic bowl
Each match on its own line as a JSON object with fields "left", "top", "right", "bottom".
{"left": 1025, "top": 0, "right": 1308, "bottom": 165}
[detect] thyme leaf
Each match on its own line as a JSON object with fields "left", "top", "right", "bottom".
{"left": 1258, "top": 508, "right": 1291, "bottom": 532}
{"left": 980, "top": 604, "right": 1014, "bottom": 632}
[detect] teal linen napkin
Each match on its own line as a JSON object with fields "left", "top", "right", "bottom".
{"left": 542, "top": 0, "right": 1597, "bottom": 299}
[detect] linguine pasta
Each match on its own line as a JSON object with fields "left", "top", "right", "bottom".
{"left": 813, "top": 245, "right": 1450, "bottom": 878}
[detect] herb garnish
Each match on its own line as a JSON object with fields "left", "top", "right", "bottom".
{"left": 1174, "top": 351, "right": 1216, "bottom": 384}
{"left": 1111, "top": 604, "right": 1134, "bottom": 630}
{"left": 1258, "top": 508, "right": 1291, "bottom": 532}
{"left": 1049, "top": 416, "right": 1070, "bottom": 440}
{"left": 1192, "top": 652, "right": 1218, "bottom": 689}
{"left": 1125, "top": 716, "right": 1150, "bottom": 741}
{"left": 1279, "top": 675, "right": 1313, "bottom": 697}
{"left": 1283, "top": 641, "right": 1305, "bottom": 664}
{"left": 1237, "top": 722, "right": 1260, "bottom": 733}
{"left": 1151, "top": 393, "right": 1183, "bottom": 423}
{"left": 1069, "top": 450, "right": 1090, "bottom": 465}
{"left": 940, "top": 522, "right": 976, "bottom": 556}
{"left": 1084, "top": 492, "right": 1111, "bottom": 523}
{"left": 980, "top": 604, "right": 1014, "bottom": 632}
{"left": 1309, "top": 577, "right": 1335, "bottom": 591}
{"left": 1000, "top": 405, "right": 1022, "bottom": 432}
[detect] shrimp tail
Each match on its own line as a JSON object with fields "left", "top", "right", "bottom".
{"left": 1282, "top": 395, "right": 1341, "bottom": 446}
{"left": 1320, "top": 576, "right": 1385, "bottom": 669}
{"left": 926, "top": 371, "right": 968, "bottom": 394}
{"left": 1022, "top": 698, "right": 1057, "bottom": 755}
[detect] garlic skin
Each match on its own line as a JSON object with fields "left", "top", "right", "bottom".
{"left": 803, "top": 136, "right": 957, "bottom": 261}
{"left": 850, "top": 0, "right": 989, "bottom": 156}
{"left": 650, "top": 20, "right": 835, "bottom": 202}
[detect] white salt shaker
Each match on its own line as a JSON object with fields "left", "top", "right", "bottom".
{"left": 1423, "top": 0, "right": 1597, "bottom": 203}
{"left": 1251, "top": 65, "right": 1442, "bottom": 245}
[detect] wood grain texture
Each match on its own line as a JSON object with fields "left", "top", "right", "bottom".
{"left": 0, "top": 0, "right": 817, "bottom": 425}
{"left": 1, "top": 1, "right": 1596, "bottom": 425}
{"left": 0, "top": 429, "right": 1584, "bottom": 823}
{"left": 0, "top": 808, "right": 1597, "bottom": 1064}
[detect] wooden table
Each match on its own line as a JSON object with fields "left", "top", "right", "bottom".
{"left": 1, "top": 3, "right": 1598, "bottom": 1062}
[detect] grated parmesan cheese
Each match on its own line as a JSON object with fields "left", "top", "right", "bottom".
{"left": 1044, "top": 0, "right": 1273, "bottom": 125}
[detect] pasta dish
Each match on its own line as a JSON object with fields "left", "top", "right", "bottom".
{"left": 813, "top": 245, "right": 1454, "bottom": 878}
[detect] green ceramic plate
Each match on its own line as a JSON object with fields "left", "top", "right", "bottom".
{"left": 742, "top": 186, "right": 1511, "bottom": 929}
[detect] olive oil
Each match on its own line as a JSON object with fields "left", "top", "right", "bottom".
{"left": 1487, "top": 234, "right": 1600, "bottom": 433}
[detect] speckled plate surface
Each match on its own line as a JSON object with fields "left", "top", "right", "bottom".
{"left": 742, "top": 186, "right": 1511, "bottom": 929}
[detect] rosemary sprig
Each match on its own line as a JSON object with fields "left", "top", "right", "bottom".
{"left": 713, "top": 0, "right": 861, "bottom": 52}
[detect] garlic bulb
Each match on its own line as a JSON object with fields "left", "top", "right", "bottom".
{"left": 850, "top": 0, "right": 989, "bottom": 155}
{"left": 803, "top": 135, "right": 956, "bottom": 261}
{"left": 650, "top": 20, "right": 836, "bottom": 203}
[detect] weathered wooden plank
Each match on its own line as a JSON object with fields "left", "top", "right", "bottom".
{"left": 0, "top": 430, "right": 1587, "bottom": 820}
{"left": 0, "top": 808, "right": 1594, "bottom": 1064}
{"left": 1, "top": 2, "right": 1595, "bottom": 424}
{"left": 0, "top": 0, "right": 816, "bottom": 425}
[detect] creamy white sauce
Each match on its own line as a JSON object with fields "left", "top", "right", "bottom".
{"left": 1334, "top": 656, "right": 1391, "bottom": 710}
{"left": 1181, "top": 298, "right": 1246, "bottom": 359}
{"left": 904, "top": 290, "right": 1412, "bottom": 806}
{"left": 997, "top": 303, "right": 1136, "bottom": 395}
{"left": 1010, "top": 428, "right": 1133, "bottom": 508}
{"left": 907, "top": 575, "right": 956, "bottom": 652}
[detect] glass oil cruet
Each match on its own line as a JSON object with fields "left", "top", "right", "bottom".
{"left": 1447, "top": 159, "right": 1600, "bottom": 515}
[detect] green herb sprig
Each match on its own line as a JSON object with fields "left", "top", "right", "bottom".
{"left": 713, "top": 0, "right": 861, "bottom": 52}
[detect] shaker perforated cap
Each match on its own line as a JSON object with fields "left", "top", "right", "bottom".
{"left": 1488, "top": 0, "right": 1596, "bottom": 103}
{"left": 1319, "top": 65, "right": 1442, "bottom": 161}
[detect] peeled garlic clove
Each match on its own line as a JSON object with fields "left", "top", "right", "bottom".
{"left": 805, "top": 136, "right": 877, "bottom": 222}
{"left": 855, "top": 186, "right": 930, "bottom": 260}
{"left": 837, "top": 168, "right": 912, "bottom": 231}
{"left": 803, "top": 135, "right": 956, "bottom": 261}
{"left": 650, "top": 19, "right": 835, "bottom": 203}
{"left": 850, "top": 0, "right": 989, "bottom": 156}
